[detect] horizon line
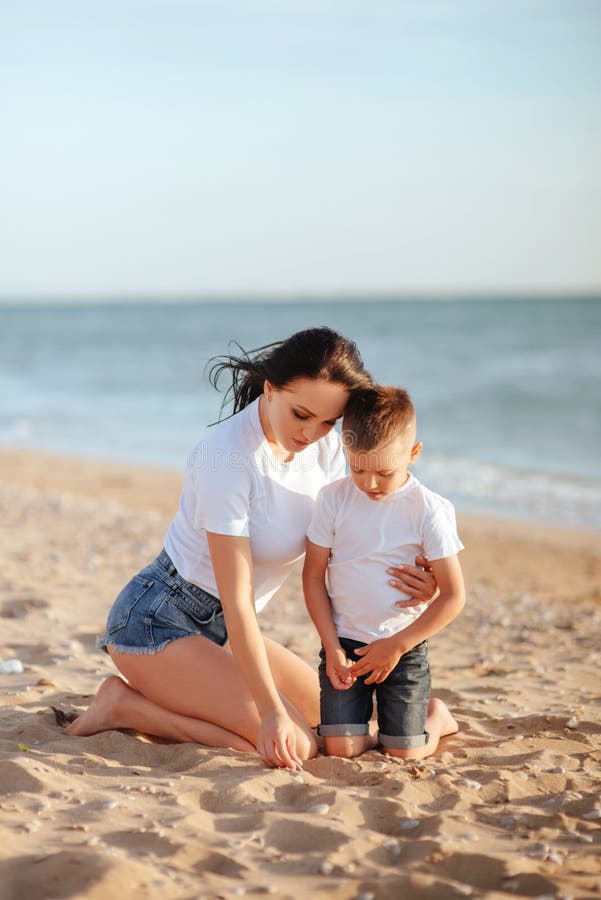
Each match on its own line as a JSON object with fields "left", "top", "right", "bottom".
{"left": 1, "top": 287, "right": 600, "bottom": 307}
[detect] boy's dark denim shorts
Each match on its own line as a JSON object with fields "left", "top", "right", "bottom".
{"left": 96, "top": 549, "right": 227, "bottom": 656}
{"left": 318, "top": 636, "right": 431, "bottom": 749}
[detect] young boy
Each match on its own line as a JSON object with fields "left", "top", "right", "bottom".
{"left": 303, "top": 385, "right": 465, "bottom": 760}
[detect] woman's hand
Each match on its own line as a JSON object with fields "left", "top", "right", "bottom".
{"left": 387, "top": 554, "right": 439, "bottom": 607}
{"left": 257, "top": 709, "right": 304, "bottom": 771}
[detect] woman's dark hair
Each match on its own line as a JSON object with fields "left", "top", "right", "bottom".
{"left": 208, "top": 326, "right": 373, "bottom": 418}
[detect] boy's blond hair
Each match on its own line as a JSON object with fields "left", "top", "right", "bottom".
{"left": 342, "top": 385, "right": 416, "bottom": 452}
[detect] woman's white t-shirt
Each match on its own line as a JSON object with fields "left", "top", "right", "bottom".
{"left": 164, "top": 397, "right": 346, "bottom": 612}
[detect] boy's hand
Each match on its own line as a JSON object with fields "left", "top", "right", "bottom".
{"left": 326, "top": 647, "right": 356, "bottom": 690}
{"left": 349, "top": 637, "right": 402, "bottom": 684}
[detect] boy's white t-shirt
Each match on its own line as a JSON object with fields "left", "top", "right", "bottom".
{"left": 164, "top": 397, "right": 346, "bottom": 612}
{"left": 306, "top": 474, "right": 464, "bottom": 643}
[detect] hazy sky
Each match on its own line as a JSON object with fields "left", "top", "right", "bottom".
{"left": 1, "top": 0, "right": 600, "bottom": 298}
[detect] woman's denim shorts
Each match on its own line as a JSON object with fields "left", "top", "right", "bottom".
{"left": 318, "top": 637, "right": 431, "bottom": 749}
{"left": 96, "top": 549, "right": 227, "bottom": 656}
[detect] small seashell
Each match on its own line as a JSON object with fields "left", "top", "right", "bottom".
{"left": 357, "top": 893, "right": 375, "bottom": 900}
{"left": 400, "top": 819, "right": 420, "bottom": 829}
{"left": 0, "top": 658, "right": 24, "bottom": 674}
{"left": 319, "top": 861, "right": 334, "bottom": 875}
{"left": 24, "top": 819, "right": 41, "bottom": 833}
{"left": 86, "top": 836, "right": 100, "bottom": 846}
{"left": 99, "top": 800, "right": 118, "bottom": 809}
{"left": 582, "top": 809, "right": 601, "bottom": 819}
{"left": 454, "top": 886, "right": 473, "bottom": 896}
{"left": 566, "top": 717, "right": 578, "bottom": 730}
{"left": 382, "top": 837, "right": 401, "bottom": 856}
{"left": 549, "top": 766, "right": 566, "bottom": 774}
{"left": 308, "top": 803, "right": 330, "bottom": 815}
{"left": 458, "top": 778, "right": 481, "bottom": 791}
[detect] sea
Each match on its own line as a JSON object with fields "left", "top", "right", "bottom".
{"left": 1, "top": 296, "right": 600, "bottom": 531}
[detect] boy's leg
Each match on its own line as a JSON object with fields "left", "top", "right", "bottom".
{"left": 376, "top": 640, "right": 457, "bottom": 760}
{"left": 318, "top": 639, "right": 376, "bottom": 759}
{"left": 383, "top": 698, "right": 459, "bottom": 760}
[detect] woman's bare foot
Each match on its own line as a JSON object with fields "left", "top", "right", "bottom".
{"left": 65, "top": 675, "right": 134, "bottom": 736}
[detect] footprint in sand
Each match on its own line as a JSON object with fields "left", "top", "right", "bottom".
{"left": 263, "top": 818, "right": 347, "bottom": 855}
{"left": 0, "top": 597, "right": 49, "bottom": 619}
{"left": 103, "top": 828, "right": 182, "bottom": 858}
{"left": 0, "top": 849, "right": 159, "bottom": 898}
{"left": 0, "top": 760, "right": 45, "bottom": 795}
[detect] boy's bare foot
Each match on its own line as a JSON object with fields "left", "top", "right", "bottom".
{"left": 428, "top": 697, "right": 459, "bottom": 737}
{"left": 65, "top": 675, "right": 132, "bottom": 736}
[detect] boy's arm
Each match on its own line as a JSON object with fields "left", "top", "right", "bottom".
{"left": 350, "top": 555, "right": 465, "bottom": 684}
{"left": 303, "top": 540, "right": 354, "bottom": 690}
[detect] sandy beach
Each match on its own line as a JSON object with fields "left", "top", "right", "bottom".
{"left": 1, "top": 446, "right": 600, "bottom": 900}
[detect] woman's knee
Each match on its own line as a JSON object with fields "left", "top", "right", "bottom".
{"left": 296, "top": 727, "right": 319, "bottom": 760}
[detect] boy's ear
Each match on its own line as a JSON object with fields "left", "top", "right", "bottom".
{"left": 409, "top": 441, "right": 423, "bottom": 464}
{"left": 264, "top": 379, "right": 273, "bottom": 400}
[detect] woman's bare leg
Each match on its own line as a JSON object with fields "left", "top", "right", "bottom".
{"left": 67, "top": 634, "right": 318, "bottom": 759}
{"left": 261, "top": 636, "right": 320, "bottom": 728}
{"left": 66, "top": 675, "right": 254, "bottom": 752}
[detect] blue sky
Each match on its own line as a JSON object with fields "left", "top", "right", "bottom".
{"left": 1, "top": 0, "right": 600, "bottom": 298}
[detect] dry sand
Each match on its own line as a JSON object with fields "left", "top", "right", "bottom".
{"left": 0, "top": 447, "right": 600, "bottom": 900}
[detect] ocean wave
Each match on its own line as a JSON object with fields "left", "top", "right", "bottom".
{"left": 417, "top": 455, "right": 601, "bottom": 531}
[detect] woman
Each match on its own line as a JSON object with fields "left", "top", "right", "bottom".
{"left": 68, "top": 327, "right": 438, "bottom": 769}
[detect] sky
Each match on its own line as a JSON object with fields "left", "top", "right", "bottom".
{"left": 1, "top": 0, "right": 600, "bottom": 299}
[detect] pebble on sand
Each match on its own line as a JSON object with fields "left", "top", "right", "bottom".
{"left": 0, "top": 658, "right": 24, "bottom": 674}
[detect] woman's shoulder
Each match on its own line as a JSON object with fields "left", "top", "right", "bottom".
{"left": 186, "top": 401, "right": 262, "bottom": 472}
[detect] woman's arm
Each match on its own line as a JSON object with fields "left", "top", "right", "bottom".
{"left": 387, "top": 554, "right": 440, "bottom": 605}
{"left": 206, "top": 531, "right": 303, "bottom": 770}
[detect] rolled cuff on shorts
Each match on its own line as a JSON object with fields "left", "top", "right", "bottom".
{"left": 379, "top": 730, "right": 430, "bottom": 749}
{"left": 317, "top": 723, "right": 370, "bottom": 737}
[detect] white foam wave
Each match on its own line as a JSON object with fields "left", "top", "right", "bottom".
{"left": 417, "top": 455, "right": 601, "bottom": 531}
